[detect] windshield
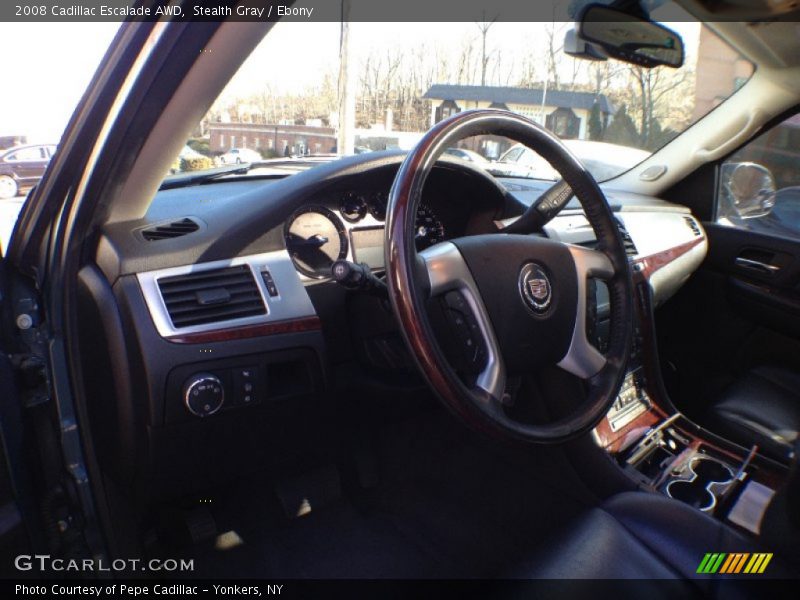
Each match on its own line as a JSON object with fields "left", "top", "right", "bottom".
{"left": 169, "top": 10, "right": 749, "bottom": 185}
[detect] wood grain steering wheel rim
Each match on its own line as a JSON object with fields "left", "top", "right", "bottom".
{"left": 384, "top": 109, "right": 633, "bottom": 443}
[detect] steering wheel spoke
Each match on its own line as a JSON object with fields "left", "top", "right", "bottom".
{"left": 420, "top": 242, "right": 507, "bottom": 403}
{"left": 557, "top": 244, "right": 615, "bottom": 379}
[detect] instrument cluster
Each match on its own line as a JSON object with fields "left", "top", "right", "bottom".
{"left": 285, "top": 188, "right": 447, "bottom": 279}
{"left": 339, "top": 189, "right": 446, "bottom": 249}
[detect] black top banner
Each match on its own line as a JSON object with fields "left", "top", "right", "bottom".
{"left": 0, "top": 0, "right": 773, "bottom": 23}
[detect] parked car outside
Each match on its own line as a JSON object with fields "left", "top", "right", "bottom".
{"left": 443, "top": 147, "right": 490, "bottom": 164}
{"left": 495, "top": 139, "right": 652, "bottom": 182}
{"left": 217, "top": 147, "right": 262, "bottom": 164}
{"left": 0, "top": 143, "right": 57, "bottom": 199}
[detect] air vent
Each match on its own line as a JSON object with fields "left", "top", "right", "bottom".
{"left": 615, "top": 218, "right": 638, "bottom": 257}
{"left": 157, "top": 265, "right": 266, "bottom": 328}
{"left": 684, "top": 216, "right": 702, "bottom": 237}
{"left": 142, "top": 218, "right": 199, "bottom": 241}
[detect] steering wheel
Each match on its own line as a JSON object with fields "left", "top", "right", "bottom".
{"left": 384, "top": 109, "right": 633, "bottom": 443}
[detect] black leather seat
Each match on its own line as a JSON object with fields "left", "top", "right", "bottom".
{"left": 708, "top": 366, "right": 800, "bottom": 461}
{"left": 512, "top": 491, "right": 791, "bottom": 585}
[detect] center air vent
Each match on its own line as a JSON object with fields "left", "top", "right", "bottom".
{"left": 142, "top": 218, "right": 199, "bottom": 241}
{"left": 157, "top": 265, "right": 266, "bottom": 328}
{"left": 684, "top": 216, "right": 702, "bottom": 237}
{"left": 615, "top": 218, "right": 638, "bottom": 257}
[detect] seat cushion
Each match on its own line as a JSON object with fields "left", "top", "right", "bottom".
{"left": 511, "top": 491, "right": 790, "bottom": 587}
{"left": 709, "top": 366, "right": 800, "bottom": 461}
{"left": 512, "top": 492, "right": 749, "bottom": 579}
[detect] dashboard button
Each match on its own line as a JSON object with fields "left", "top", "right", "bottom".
{"left": 233, "top": 366, "right": 260, "bottom": 406}
{"left": 183, "top": 373, "right": 225, "bottom": 417}
{"left": 260, "top": 270, "right": 279, "bottom": 297}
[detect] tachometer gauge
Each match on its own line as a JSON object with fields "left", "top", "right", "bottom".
{"left": 284, "top": 206, "right": 348, "bottom": 279}
{"left": 340, "top": 191, "right": 368, "bottom": 223}
{"left": 368, "top": 190, "right": 389, "bottom": 221}
{"left": 415, "top": 205, "right": 446, "bottom": 250}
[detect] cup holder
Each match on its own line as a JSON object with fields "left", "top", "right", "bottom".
{"left": 665, "top": 456, "right": 734, "bottom": 512}
{"left": 689, "top": 457, "right": 734, "bottom": 484}
{"left": 665, "top": 480, "right": 715, "bottom": 511}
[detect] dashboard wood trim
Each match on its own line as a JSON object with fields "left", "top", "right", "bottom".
{"left": 164, "top": 316, "right": 322, "bottom": 344}
{"left": 593, "top": 403, "right": 667, "bottom": 455}
{"left": 632, "top": 236, "right": 705, "bottom": 281}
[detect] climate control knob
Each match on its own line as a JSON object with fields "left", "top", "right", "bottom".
{"left": 183, "top": 373, "right": 225, "bottom": 417}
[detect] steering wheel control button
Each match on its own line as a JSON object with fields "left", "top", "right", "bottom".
{"left": 519, "top": 263, "right": 553, "bottom": 315}
{"left": 183, "top": 373, "right": 225, "bottom": 417}
{"left": 442, "top": 291, "right": 488, "bottom": 373}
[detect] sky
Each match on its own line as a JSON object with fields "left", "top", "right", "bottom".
{"left": 0, "top": 19, "right": 701, "bottom": 144}
{"left": 0, "top": 23, "right": 121, "bottom": 143}
{"left": 218, "top": 20, "right": 699, "bottom": 103}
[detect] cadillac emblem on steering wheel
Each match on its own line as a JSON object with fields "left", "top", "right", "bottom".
{"left": 519, "top": 263, "right": 553, "bottom": 314}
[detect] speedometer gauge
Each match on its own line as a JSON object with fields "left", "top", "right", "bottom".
{"left": 415, "top": 205, "right": 446, "bottom": 250}
{"left": 285, "top": 206, "right": 348, "bottom": 279}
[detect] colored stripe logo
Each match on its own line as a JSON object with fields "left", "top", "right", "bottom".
{"left": 696, "top": 552, "right": 773, "bottom": 574}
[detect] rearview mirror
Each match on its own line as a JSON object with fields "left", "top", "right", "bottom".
{"left": 577, "top": 4, "right": 684, "bottom": 68}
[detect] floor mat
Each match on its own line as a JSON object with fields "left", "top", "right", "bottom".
{"left": 171, "top": 411, "right": 598, "bottom": 578}
{"left": 374, "top": 413, "right": 597, "bottom": 577}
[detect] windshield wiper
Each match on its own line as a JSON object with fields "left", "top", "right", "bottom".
{"left": 159, "top": 163, "right": 257, "bottom": 190}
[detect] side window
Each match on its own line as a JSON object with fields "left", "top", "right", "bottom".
{"left": 717, "top": 113, "right": 800, "bottom": 240}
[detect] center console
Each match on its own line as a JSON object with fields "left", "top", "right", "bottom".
{"left": 593, "top": 279, "right": 788, "bottom": 536}
{"left": 605, "top": 367, "right": 650, "bottom": 434}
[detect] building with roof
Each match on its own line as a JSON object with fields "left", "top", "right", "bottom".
{"left": 208, "top": 122, "right": 424, "bottom": 157}
{"left": 692, "top": 26, "right": 753, "bottom": 122}
{"left": 209, "top": 122, "right": 337, "bottom": 157}
{"left": 423, "top": 84, "right": 615, "bottom": 141}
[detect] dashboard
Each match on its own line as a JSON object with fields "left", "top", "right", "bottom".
{"left": 86, "top": 151, "right": 708, "bottom": 500}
